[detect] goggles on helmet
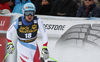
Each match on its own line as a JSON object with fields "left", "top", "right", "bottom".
{"left": 24, "top": 11, "right": 35, "bottom": 16}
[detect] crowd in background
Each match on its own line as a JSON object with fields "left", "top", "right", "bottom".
{"left": 0, "top": 0, "right": 100, "bottom": 17}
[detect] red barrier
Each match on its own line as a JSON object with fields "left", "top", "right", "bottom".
{"left": 0, "top": 16, "right": 11, "bottom": 62}
{"left": 0, "top": 16, "right": 11, "bottom": 31}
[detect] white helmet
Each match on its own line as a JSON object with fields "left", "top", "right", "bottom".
{"left": 22, "top": 3, "right": 36, "bottom": 16}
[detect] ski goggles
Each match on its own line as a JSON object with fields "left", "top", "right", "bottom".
{"left": 24, "top": 11, "right": 35, "bottom": 16}
{"left": 85, "top": 0, "right": 93, "bottom": 1}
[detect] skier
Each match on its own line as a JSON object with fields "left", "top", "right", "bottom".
{"left": 6, "top": 3, "right": 49, "bottom": 62}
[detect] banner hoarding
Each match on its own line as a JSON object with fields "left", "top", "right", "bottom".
{"left": 0, "top": 16, "right": 11, "bottom": 62}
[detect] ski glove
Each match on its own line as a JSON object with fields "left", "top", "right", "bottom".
{"left": 42, "top": 46, "right": 49, "bottom": 60}
{"left": 7, "top": 42, "right": 14, "bottom": 54}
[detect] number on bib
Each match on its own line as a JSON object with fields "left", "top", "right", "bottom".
{"left": 25, "top": 33, "right": 32, "bottom": 38}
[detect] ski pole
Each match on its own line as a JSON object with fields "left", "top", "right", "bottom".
{"left": 49, "top": 57, "right": 58, "bottom": 62}
{"left": 2, "top": 53, "right": 9, "bottom": 62}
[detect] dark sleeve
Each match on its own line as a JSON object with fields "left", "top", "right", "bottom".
{"left": 76, "top": 6, "right": 83, "bottom": 17}
{"left": 35, "top": 3, "right": 42, "bottom": 14}
{"left": 69, "top": 3, "right": 78, "bottom": 17}
{"left": 94, "top": 7, "right": 100, "bottom": 17}
{"left": 50, "top": 1, "right": 57, "bottom": 16}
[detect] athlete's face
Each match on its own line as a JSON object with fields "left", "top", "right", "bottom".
{"left": 25, "top": 15, "right": 33, "bottom": 22}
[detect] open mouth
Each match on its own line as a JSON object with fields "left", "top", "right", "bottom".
{"left": 28, "top": 18, "right": 31, "bottom": 19}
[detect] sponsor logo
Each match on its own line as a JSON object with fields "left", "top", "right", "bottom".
{"left": 19, "top": 24, "right": 37, "bottom": 33}
{"left": 34, "top": 20, "right": 37, "bottom": 23}
{"left": 0, "top": 21, "right": 5, "bottom": 26}
{"left": 25, "top": 6, "right": 34, "bottom": 9}
{"left": 27, "top": 6, "right": 34, "bottom": 9}
{"left": 44, "top": 24, "right": 66, "bottom": 30}
{"left": 19, "top": 22, "right": 22, "bottom": 25}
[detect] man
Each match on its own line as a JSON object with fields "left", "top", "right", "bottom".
{"left": 7, "top": 0, "right": 15, "bottom": 12}
{"left": 50, "top": 0, "right": 78, "bottom": 17}
{"left": 76, "top": 0, "right": 100, "bottom": 17}
{"left": 6, "top": 3, "right": 49, "bottom": 62}
{"left": 36, "top": 0, "right": 52, "bottom": 15}
{"left": 0, "top": 0, "right": 11, "bottom": 12}
{"left": 12, "top": 0, "right": 31, "bottom": 14}
{"left": 97, "top": 0, "right": 100, "bottom": 8}
{"left": 15, "top": 0, "right": 20, "bottom": 5}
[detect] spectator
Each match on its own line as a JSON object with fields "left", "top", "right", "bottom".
{"left": 98, "top": 0, "right": 100, "bottom": 3}
{"left": 96, "top": 0, "right": 100, "bottom": 8}
{"left": 50, "top": 0, "right": 78, "bottom": 17}
{"left": 7, "top": 0, "right": 15, "bottom": 12}
{"left": 36, "top": 0, "right": 52, "bottom": 15}
{"left": 31, "top": 0, "right": 36, "bottom": 4}
{"left": 12, "top": 0, "right": 31, "bottom": 14}
{"left": 32, "top": 0, "right": 42, "bottom": 9}
{"left": 0, "top": 0, "right": 11, "bottom": 12}
{"left": 14, "top": 0, "right": 41, "bottom": 8}
{"left": 74, "top": 0, "right": 82, "bottom": 7}
{"left": 15, "top": 0, "right": 36, "bottom": 5}
{"left": 76, "top": 0, "right": 100, "bottom": 17}
{"left": 15, "top": 0, "right": 20, "bottom": 5}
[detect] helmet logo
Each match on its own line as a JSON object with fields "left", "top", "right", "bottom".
{"left": 23, "top": 3, "right": 36, "bottom": 12}
{"left": 25, "top": 7, "right": 27, "bottom": 9}
{"left": 27, "top": 6, "right": 34, "bottom": 9}
{"left": 25, "top": 6, "right": 34, "bottom": 10}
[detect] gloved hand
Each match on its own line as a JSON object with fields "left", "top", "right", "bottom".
{"left": 42, "top": 46, "right": 49, "bottom": 60}
{"left": 7, "top": 42, "right": 14, "bottom": 54}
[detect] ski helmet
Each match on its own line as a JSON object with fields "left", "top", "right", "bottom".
{"left": 22, "top": 3, "right": 36, "bottom": 16}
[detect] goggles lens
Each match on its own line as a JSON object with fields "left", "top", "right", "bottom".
{"left": 24, "top": 11, "right": 35, "bottom": 16}
{"left": 85, "top": 0, "right": 93, "bottom": 1}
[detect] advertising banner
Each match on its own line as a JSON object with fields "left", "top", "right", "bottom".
{"left": 0, "top": 16, "right": 11, "bottom": 62}
{"left": 37, "top": 16, "right": 100, "bottom": 62}
{"left": 1, "top": 14, "right": 100, "bottom": 62}
{"left": 0, "top": 34, "right": 6, "bottom": 62}
{"left": 0, "top": 16, "right": 11, "bottom": 31}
